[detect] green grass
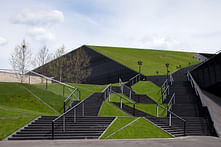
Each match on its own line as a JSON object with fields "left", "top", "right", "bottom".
{"left": 35, "top": 83, "right": 107, "bottom": 100}
{"left": 0, "top": 83, "right": 56, "bottom": 115}
{"left": 132, "top": 81, "right": 162, "bottom": 103}
{"left": 89, "top": 45, "right": 200, "bottom": 75}
{"left": 99, "top": 100, "right": 131, "bottom": 117}
{"left": 22, "top": 84, "right": 66, "bottom": 114}
{"left": 100, "top": 117, "right": 136, "bottom": 139}
{"left": 0, "top": 117, "right": 36, "bottom": 140}
{"left": 0, "top": 82, "right": 61, "bottom": 140}
{"left": 106, "top": 117, "right": 172, "bottom": 139}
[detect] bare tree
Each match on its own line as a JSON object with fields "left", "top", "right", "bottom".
{"left": 9, "top": 40, "right": 32, "bottom": 82}
{"left": 48, "top": 45, "right": 66, "bottom": 81}
{"left": 33, "top": 45, "right": 51, "bottom": 67}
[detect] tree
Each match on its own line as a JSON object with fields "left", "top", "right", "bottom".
{"left": 33, "top": 45, "right": 51, "bottom": 67}
{"left": 65, "top": 47, "right": 91, "bottom": 83}
{"left": 48, "top": 45, "right": 66, "bottom": 81}
{"left": 9, "top": 40, "right": 32, "bottom": 82}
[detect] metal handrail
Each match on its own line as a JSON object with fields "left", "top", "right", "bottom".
{"left": 64, "top": 88, "right": 79, "bottom": 113}
{"left": 169, "top": 74, "right": 174, "bottom": 85}
{"left": 52, "top": 97, "right": 87, "bottom": 139}
{"left": 121, "top": 84, "right": 133, "bottom": 99}
{"left": 111, "top": 91, "right": 136, "bottom": 116}
{"left": 111, "top": 91, "right": 135, "bottom": 104}
{"left": 128, "top": 74, "right": 141, "bottom": 86}
{"left": 167, "top": 93, "right": 175, "bottom": 111}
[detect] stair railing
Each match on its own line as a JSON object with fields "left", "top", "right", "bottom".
{"left": 167, "top": 93, "right": 175, "bottom": 111}
{"left": 161, "top": 79, "right": 169, "bottom": 103}
{"left": 156, "top": 102, "right": 186, "bottom": 136}
{"left": 187, "top": 71, "right": 218, "bottom": 136}
{"left": 0, "top": 69, "right": 79, "bottom": 98}
{"left": 63, "top": 88, "right": 80, "bottom": 113}
{"left": 120, "top": 84, "right": 133, "bottom": 99}
{"left": 51, "top": 98, "right": 86, "bottom": 139}
{"left": 127, "top": 74, "right": 141, "bottom": 86}
{"left": 111, "top": 91, "right": 136, "bottom": 116}
{"left": 169, "top": 74, "right": 174, "bottom": 85}
{"left": 103, "top": 84, "right": 112, "bottom": 101}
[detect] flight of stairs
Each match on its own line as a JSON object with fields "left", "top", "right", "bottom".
{"left": 8, "top": 92, "right": 115, "bottom": 140}
{"left": 164, "top": 66, "right": 212, "bottom": 136}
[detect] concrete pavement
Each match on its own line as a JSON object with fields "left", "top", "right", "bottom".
{"left": 0, "top": 136, "right": 221, "bottom": 147}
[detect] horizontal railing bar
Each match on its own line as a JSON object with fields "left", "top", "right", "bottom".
{"left": 128, "top": 74, "right": 140, "bottom": 81}
{"left": 111, "top": 91, "right": 135, "bottom": 104}
{"left": 27, "top": 70, "right": 76, "bottom": 90}
{"left": 53, "top": 98, "right": 86, "bottom": 122}
{"left": 102, "top": 84, "right": 112, "bottom": 93}
{"left": 64, "top": 88, "right": 77, "bottom": 102}
{"left": 168, "top": 93, "right": 175, "bottom": 105}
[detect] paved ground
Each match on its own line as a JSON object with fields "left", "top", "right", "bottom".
{"left": 1, "top": 137, "right": 221, "bottom": 147}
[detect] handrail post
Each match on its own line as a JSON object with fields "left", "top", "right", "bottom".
{"left": 169, "top": 112, "right": 172, "bottom": 126}
{"left": 64, "top": 102, "right": 66, "bottom": 113}
{"left": 29, "top": 74, "right": 30, "bottom": 84}
{"left": 133, "top": 104, "right": 135, "bottom": 116}
{"left": 82, "top": 101, "right": 84, "bottom": 117}
{"left": 184, "top": 121, "right": 186, "bottom": 136}
{"left": 46, "top": 79, "right": 48, "bottom": 89}
{"left": 52, "top": 121, "right": 54, "bottom": 139}
{"left": 108, "top": 89, "right": 111, "bottom": 102}
{"left": 129, "top": 89, "right": 131, "bottom": 99}
{"left": 63, "top": 116, "right": 65, "bottom": 132}
{"left": 120, "top": 97, "right": 122, "bottom": 109}
{"left": 157, "top": 104, "right": 159, "bottom": 117}
{"left": 63, "top": 85, "right": 65, "bottom": 96}
{"left": 74, "top": 108, "right": 76, "bottom": 123}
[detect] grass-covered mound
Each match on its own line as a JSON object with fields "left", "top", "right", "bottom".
{"left": 35, "top": 83, "right": 107, "bottom": 100}
{"left": 89, "top": 45, "right": 200, "bottom": 75}
{"left": 101, "top": 117, "right": 172, "bottom": 139}
{"left": 132, "top": 81, "right": 162, "bottom": 103}
{"left": 0, "top": 82, "right": 64, "bottom": 140}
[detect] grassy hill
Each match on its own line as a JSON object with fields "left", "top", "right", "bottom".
{"left": 88, "top": 45, "right": 200, "bottom": 75}
{"left": 0, "top": 82, "right": 65, "bottom": 140}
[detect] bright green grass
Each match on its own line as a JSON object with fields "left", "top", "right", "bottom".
{"left": 35, "top": 83, "right": 107, "bottom": 100}
{"left": 109, "top": 93, "right": 135, "bottom": 104}
{"left": 0, "top": 82, "right": 60, "bottom": 140}
{"left": 127, "top": 103, "right": 167, "bottom": 117}
{"left": 0, "top": 83, "right": 56, "bottom": 115}
{"left": 107, "top": 117, "right": 172, "bottom": 139}
{"left": 132, "top": 81, "right": 162, "bottom": 103}
{"left": 100, "top": 117, "right": 136, "bottom": 139}
{"left": 0, "top": 117, "right": 36, "bottom": 140}
{"left": 99, "top": 100, "right": 131, "bottom": 117}
{"left": 23, "top": 84, "right": 65, "bottom": 114}
{"left": 89, "top": 45, "right": 200, "bottom": 75}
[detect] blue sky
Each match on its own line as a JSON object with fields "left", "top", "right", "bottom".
{"left": 0, "top": 0, "right": 221, "bottom": 69}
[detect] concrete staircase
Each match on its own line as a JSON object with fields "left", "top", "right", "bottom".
{"left": 8, "top": 93, "right": 115, "bottom": 140}
{"left": 164, "top": 66, "right": 212, "bottom": 136}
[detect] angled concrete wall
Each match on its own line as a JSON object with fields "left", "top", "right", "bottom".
{"left": 33, "top": 45, "right": 138, "bottom": 84}
{"left": 191, "top": 53, "right": 221, "bottom": 90}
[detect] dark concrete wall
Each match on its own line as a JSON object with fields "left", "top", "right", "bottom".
{"left": 33, "top": 45, "right": 138, "bottom": 84}
{"left": 191, "top": 53, "right": 221, "bottom": 89}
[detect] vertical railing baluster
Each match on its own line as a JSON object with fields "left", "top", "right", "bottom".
{"left": 120, "top": 97, "right": 122, "bottom": 109}
{"left": 52, "top": 121, "right": 54, "bottom": 139}
{"left": 74, "top": 108, "right": 76, "bottom": 123}
{"left": 169, "top": 112, "right": 172, "bottom": 126}
{"left": 63, "top": 116, "right": 65, "bottom": 132}
{"left": 82, "top": 101, "right": 84, "bottom": 117}
{"left": 157, "top": 104, "right": 159, "bottom": 117}
{"left": 63, "top": 85, "right": 65, "bottom": 96}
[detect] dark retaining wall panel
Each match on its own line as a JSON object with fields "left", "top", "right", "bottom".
{"left": 33, "top": 45, "right": 138, "bottom": 84}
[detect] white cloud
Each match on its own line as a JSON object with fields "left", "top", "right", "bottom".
{"left": 27, "top": 27, "right": 55, "bottom": 41}
{"left": 12, "top": 9, "right": 64, "bottom": 26}
{"left": 0, "top": 37, "right": 8, "bottom": 46}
